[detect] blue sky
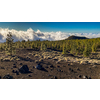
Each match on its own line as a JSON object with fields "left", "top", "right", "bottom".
{"left": 0, "top": 22, "right": 100, "bottom": 33}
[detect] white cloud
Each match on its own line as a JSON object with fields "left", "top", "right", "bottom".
{"left": 0, "top": 28, "right": 100, "bottom": 42}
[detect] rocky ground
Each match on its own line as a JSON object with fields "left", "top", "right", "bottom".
{"left": 0, "top": 48, "right": 100, "bottom": 79}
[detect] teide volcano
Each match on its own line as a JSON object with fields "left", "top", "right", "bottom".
{"left": 66, "top": 35, "right": 89, "bottom": 40}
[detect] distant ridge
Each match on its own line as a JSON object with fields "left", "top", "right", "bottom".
{"left": 66, "top": 35, "right": 88, "bottom": 40}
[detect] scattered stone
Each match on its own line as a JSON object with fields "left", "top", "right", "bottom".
{"left": 35, "top": 64, "right": 42, "bottom": 70}
{"left": 1, "top": 67, "right": 5, "bottom": 69}
{"left": 28, "top": 74, "right": 32, "bottom": 77}
{"left": 13, "top": 66, "right": 16, "bottom": 68}
{"left": 80, "top": 61, "right": 88, "bottom": 65}
{"left": 57, "top": 69, "right": 61, "bottom": 72}
{"left": 77, "top": 67, "right": 80, "bottom": 71}
{"left": 92, "top": 65, "right": 97, "bottom": 68}
{"left": 35, "top": 60, "right": 38, "bottom": 63}
{"left": 69, "top": 68, "right": 74, "bottom": 72}
{"left": 88, "top": 67, "right": 91, "bottom": 69}
{"left": 16, "top": 71, "right": 19, "bottom": 75}
{"left": 19, "top": 63, "right": 23, "bottom": 65}
{"left": 33, "top": 66, "right": 35, "bottom": 68}
{"left": 3, "top": 74, "right": 13, "bottom": 79}
{"left": 70, "top": 63, "right": 73, "bottom": 65}
{"left": 54, "top": 76, "right": 57, "bottom": 79}
{"left": 48, "top": 74, "right": 50, "bottom": 77}
{"left": 57, "top": 66, "right": 60, "bottom": 68}
{"left": 56, "top": 61, "right": 60, "bottom": 64}
{"left": 61, "top": 70, "right": 63, "bottom": 72}
{"left": 68, "top": 63, "right": 70, "bottom": 66}
{"left": 50, "top": 65, "right": 54, "bottom": 68}
{"left": 19, "top": 65, "right": 29, "bottom": 73}
{"left": 45, "top": 66, "right": 48, "bottom": 68}
{"left": 83, "top": 75, "right": 88, "bottom": 79}
{"left": 12, "top": 70, "right": 16, "bottom": 73}
{"left": 83, "top": 75, "right": 86, "bottom": 79}
{"left": 63, "top": 65, "right": 66, "bottom": 67}
{"left": 88, "top": 77, "right": 91, "bottom": 79}
{"left": 69, "top": 68, "right": 71, "bottom": 71}
{"left": 78, "top": 75, "right": 82, "bottom": 78}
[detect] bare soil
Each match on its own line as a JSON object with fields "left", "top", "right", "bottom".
{"left": 0, "top": 48, "right": 100, "bottom": 79}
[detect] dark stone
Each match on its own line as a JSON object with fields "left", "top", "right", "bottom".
{"left": 57, "top": 69, "right": 61, "bottom": 72}
{"left": 16, "top": 71, "right": 19, "bottom": 75}
{"left": 35, "top": 64, "right": 42, "bottom": 70}
{"left": 0, "top": 76, "right": 1, "bottom": 79}
{"left": 69, "top": 68, "right": 74, "bottom": 72}
{"left": 13, "top": 64, "right": 16, "bottom": 65}
{"left": 48, "top": 74, "right": 50, "bottom": 77}
{"left": 50, "top": 65, "right": 54, "bottom": 68}
{"left": 1, "top": 67, "right": 5, "bottom": 69}
{"left": 54, "top": 76, "right": 57, "bottom": 79}
{"left": 85, "top": 76, "right": 88, "bottom": 79}
{"left": 78, "top": 75, "right": 82, "bottom": 78}
{"left": 19, "top": 65, "right": 29, "bottom": 73}
{"left": 61, "top": 70, "right": 63, "bottom": 72}
{"left": 88, "top": 77, "right": 91, "bottom": 79}
{"left": 77, "top": 67, "right": 80, "bottom": 71}
{"left": 28, "top": 74, "right": 32, "bottom": 77}
{"left": 68, "top": 63, "right": 70, "bottom": 66}
{"left": 45, "top": 66, "right": 48, "bottom": 68}
{"left": 12, "top": 70, "right": 15, "bottom": 73}
{"left": 3, "top": 74, "right": 13, "bottom": 79}
{"left": 19, "top": 63, "right": 23, "bottom": 65}
{"left": 69, "top": 68, "right": 71, "bottom": 71}
{"left": 33, "top": 66, "right": 35, "bottom": 68}
{"left": 13, "top": 66, "right": 16, "bottom": 68}
{"left": 57, "top": 66, "right": 60, "bottom": 68}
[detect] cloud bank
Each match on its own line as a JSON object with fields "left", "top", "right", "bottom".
{"left": 0, "top": 28, "right": 100, "bottom": 42}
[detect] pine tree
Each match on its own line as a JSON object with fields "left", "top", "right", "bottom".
{"left": 40, "top": 42, "right": 47, "bottom": 51}
{"left": 5, "top": 32, "right": 16, "bottom": 55}
{"left": 62, "top": 43, "right": 66, "bottom": 54}
{"left": 83, "top": 44, "right": 91, "bottom": 57}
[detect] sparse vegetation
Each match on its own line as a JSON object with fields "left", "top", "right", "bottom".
{"left": 0, "top": 34, "right": 100, "bottom": 57}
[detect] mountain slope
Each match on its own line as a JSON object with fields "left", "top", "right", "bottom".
{"left": 66, "top": 35, "right": 88, "bottom": 40}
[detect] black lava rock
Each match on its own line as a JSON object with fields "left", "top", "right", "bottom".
{"left": 57, "top": 69, "right": 61, "bottom": 72}
{"left": 33, "top": 66, "right": 35, "bottom": 68}
{"left": 57, "top": 66, "right": 60, "bottom": 68}
{"left": 35, "top": 64, "right": 42, "bottom": 70}
{"left": 69, "top": 68, "right": 74, "bottom": 72}
{"left": 78, "top": 75, "right": 82, "bottom": 78}
{"left": 19, "top": 65, "right": 29, "bottom": 73}
{"left": 3, "top": 74, "right": 13, "bottom": 79}
{"left": 28, "top": 74, "right": 32, "bottom": 77}
{"left": 12, "top": 70, "right": 15, "bottom": 73}
{"left": 19, "top": 63, "right": 23, "bottom": 65}
{"left": 16, "top": 71, "right": 19, "bottom": 75}
{"left": 45, "top": 66, "right": 48, "bottom": 68}
{"left": 54, "top": 76, "right": 57, "bottom": 79}
{"left": 50, "top": 65, "right": 54, "bottom": 68}
{"left": 69, "top": 68, "right": 71, "bottom": 71}
{"left": 77, "top": 67, "right": 80, "bottom": 71}
{"left": 88, "top": 77, "right": 91, "bottom": 79}
{"left": 13, "top": 66, "right": 16, "bottom": 68}
{"left": 1, "top": 67, "right": 5, "bottom": 69}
